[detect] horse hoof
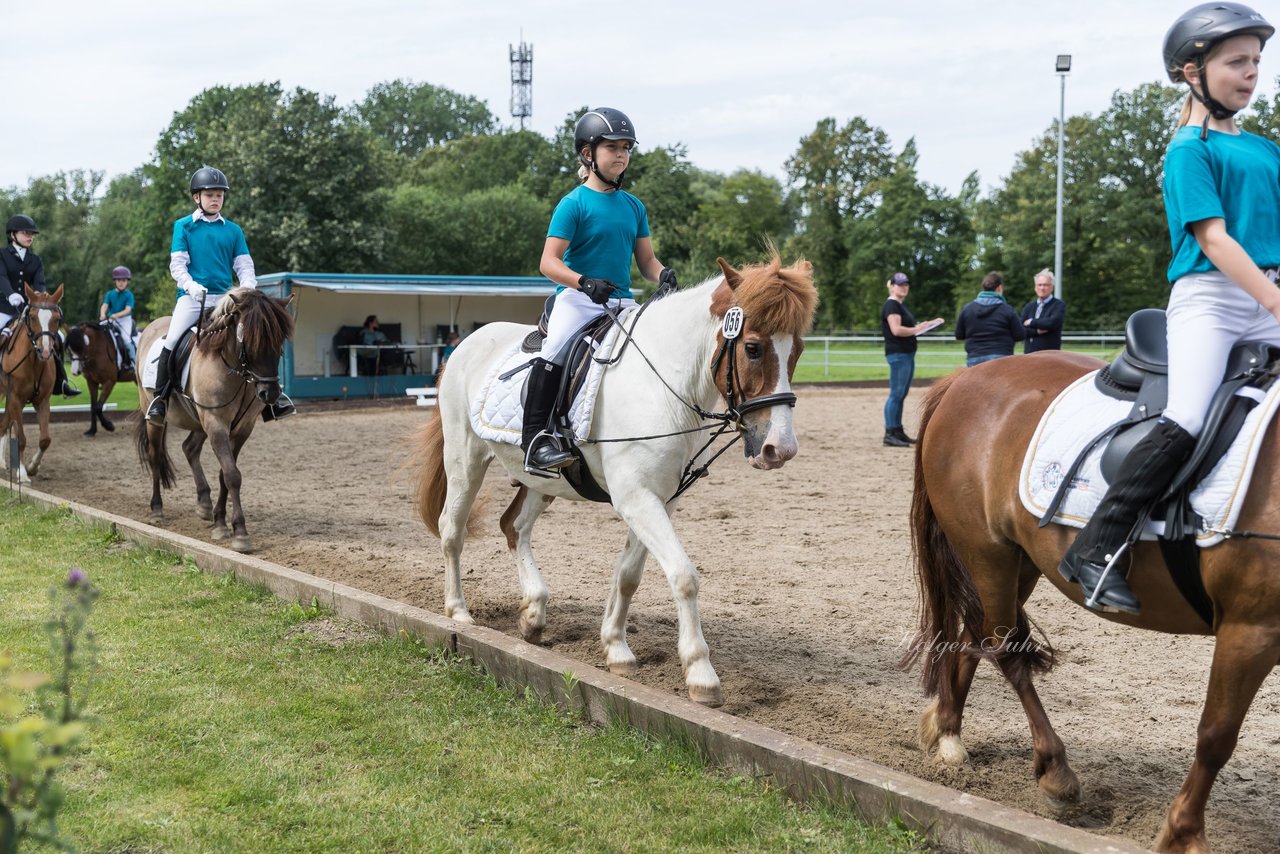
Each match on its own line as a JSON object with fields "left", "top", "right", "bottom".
{"left": 210, "top": 526, "right": 229, "bottom": 541}
{"left": 1039, "top": 766, "right": 1082, "bottom": 807}
{"left": 608, "top": 660, "right": 639, "bottom": 677}
{"left": 936, "top": 735, "right": 969, "bottom": 766}
{"left": 102, "top": 420, "right": 115, "bottom": 432}
{"left": 518, "top": 613, "right": 545, "bottom": 644}
{"left": 231, "top": 536, "right": 253, "bottom": 554}
{"left": 688, "top": 685, "right": 723, "bottom": 707}
{"left": 83, "top": 429, "right": 96, "bottom": 437}
{"left": 447, "top": 609, "right": 475, "bottom": 625}
{"left": 150, "top": 509, "right": 163, "bottom": 520}
{"left": 195, "top": 504, "right": 213, "bottom": 522}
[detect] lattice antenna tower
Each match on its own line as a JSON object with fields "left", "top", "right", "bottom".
{"left": 509, "top": 37, "right": 533, "bottom": 129}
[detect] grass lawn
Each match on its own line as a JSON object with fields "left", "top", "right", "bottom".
{"left": 794, "top": 341, "right": 1123, "bottom": 383}
{"left": 0, "top": 499, "right": 923, "bottom": 854}
{"left": 51, "top": 376, "right": 140, "bottom": 412}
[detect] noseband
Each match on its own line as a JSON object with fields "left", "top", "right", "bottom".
{"left": 20, "top": 303, "right": 62, "bottom": 359}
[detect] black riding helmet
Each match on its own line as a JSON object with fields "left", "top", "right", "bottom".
{"left": 190, "top": 166, "right": 231, "bottom": 194}
{"left": 1164, "top": 3, "right": 1274, "bottom": 137}
{"left": 6, "top": 214, "right": 38, "bottom": 236}
{"left": 573, "top": 108, "right": 637, "bottom": 190}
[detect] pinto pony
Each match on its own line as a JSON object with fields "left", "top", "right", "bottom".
{"left": 903, "top": 351, "right": 1280, "bottom": 853}
{"left": 413, "top": 256, "right": 817, "bottom": 706}
{"left": 66, "top": 321, "right": 136, "bottom": 437}
{"left": 0, "top": 284, "right": 66, "bottom": 482}
{"left": 134, "top": 287, "right": 294, "bottom": 553}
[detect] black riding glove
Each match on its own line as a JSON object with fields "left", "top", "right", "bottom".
{"left": 656, "top": 267, "right": 678, "bottom": 297}
{"left": 577, "top": 276, "right": 616, "bottom": 305}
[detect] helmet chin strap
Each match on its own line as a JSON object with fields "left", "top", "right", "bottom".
{"left": 1192, "top": 62, "right": 1238, "bottom": 141}
{"left": 585, "top": 143, "right": 626, "bottom": 190}
{"left": 194, "top": 195, "right": 220, "bottom": 218}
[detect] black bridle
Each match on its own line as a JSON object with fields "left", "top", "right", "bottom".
{"left": 582, "top": 298, "right": 798, "bottom": 501}
{"left": 183, "top": 309, "right": 284, "bottom": 433}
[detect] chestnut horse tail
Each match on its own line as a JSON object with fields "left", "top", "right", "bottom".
{"left": 134, "top": 416, "right": 176, "bottom": 489}
{"left": 901, "top": 374, "right": 991, "bottom": 697}
{"left": 411, "top": 408, "right": 448, "bottom": 538}
{"left": 900, "top": 373, "right": 1054, "bottom": 697}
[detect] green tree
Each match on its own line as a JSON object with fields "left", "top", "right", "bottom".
{"left": 0, "top": 171, "right": 107, "bottom": 323}
{"left": 981, "top": 82, "right": 1183, "bottom": 329}
{"left": 785, "top": 117, "right": 894, "bottom": 328}
{"left": 139, "top": 83, "right": 393, "bottom": 314}
{"left": 688, "top": 169, "right": 793, "bottom": 276}
{"left": 357, "top": 80, "right": 497, "bottom": 157}
{"left": 384, "top": 184, "right": 545, "bottom": 276}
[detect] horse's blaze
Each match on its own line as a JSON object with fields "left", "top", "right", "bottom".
{"left": 744, "top": 334, "right": 799, "bottom": 469}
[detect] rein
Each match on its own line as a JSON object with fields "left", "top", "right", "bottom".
{"left": 2, "top": 304, "right": 62, "bottom": 398}
{"left": 580, "top": 295, "right": 798, "bottom": 501}
{"left": 182, "top": 306, "right": 282, "bottom": 433}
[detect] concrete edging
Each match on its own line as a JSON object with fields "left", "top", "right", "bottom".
{"left": 6, "top": 483, "right": 1150, "bottom": 854}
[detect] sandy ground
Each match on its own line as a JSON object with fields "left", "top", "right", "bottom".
{"left": 17, "top": 388, "right": 1280, "bottom": 853}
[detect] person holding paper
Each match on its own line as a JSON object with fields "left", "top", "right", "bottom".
{"left": 880, "top": 272, "right": 943, "bottom": 447}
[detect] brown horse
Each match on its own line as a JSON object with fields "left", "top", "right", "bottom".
{"left": 903, "top": 350, "right": 1280, "bottom": 853}
{"left": 134, "top": 287, "right": 294, "bottom": 552}
{"left": 65, "top": 320, "right": 136, "bottom": 437}
{"left": 0, "top": 284, "right": 65, "bottom": 483}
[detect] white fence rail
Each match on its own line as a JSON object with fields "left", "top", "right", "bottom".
{"left": 802, "top": 332, "right": 1127, "bottom": 376}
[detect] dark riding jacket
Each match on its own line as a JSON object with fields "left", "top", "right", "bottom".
{"left": 0, "top": 244, "right": 46, "bottom": 303}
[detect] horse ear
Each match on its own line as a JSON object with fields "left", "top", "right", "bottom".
{"left": 716, "top": 257, "right": 743, "bottom": 291}
{"left": 50, "top": 283, "right": 64, "bottom": 303}
{"left": 23, "top": 283, "right": 33, "bottom": 300}
{"left": 792, "top": 260, "right": 813, "bottom": 274}
{"left": 282, "top": 293, "right": 296, "bottom": 307}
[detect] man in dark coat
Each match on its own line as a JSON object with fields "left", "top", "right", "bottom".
{"left": 1020, "top": 268, "right": 1066, "bottom": 353}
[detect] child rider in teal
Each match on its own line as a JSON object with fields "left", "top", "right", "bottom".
{"left": 523, "top": 107, "right": 677, "bottom": 477}
{"left": 147, "top": 166, "right": 295, "bottom": 424}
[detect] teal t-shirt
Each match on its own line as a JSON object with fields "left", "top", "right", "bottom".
{"left": 102, "top": 289, "right": 133, "bottom": 316}
{"left": 546, "top": 185, "right": 650, "bottom": 299}
{"left": 170, "top": 214, "right": 251, "bottom": 298}
{"left": 1163, "top": 126, "right": 1280, "bottom": 282}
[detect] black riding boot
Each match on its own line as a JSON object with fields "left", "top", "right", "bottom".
{"left": 261, "top": 393, "right": 297, "bottom": 422}
{"left": 54, "top": 352, "right": 81, "bottom": 397}
{"left": 1058, "top": 418, "right": 1196, "bottom": 614}
{"left": 521, "top": 358, "right": 574, "bottom": 477}
{"left": 147, "top": 355, "right": 172, "bottom": 425}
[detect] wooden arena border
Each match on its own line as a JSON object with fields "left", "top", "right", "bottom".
{"left": 6, "top": 484, "right": 1150, "bottom": 854}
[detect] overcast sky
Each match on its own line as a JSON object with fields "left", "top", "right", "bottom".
{"left": 2, "top": 0, "right": 1258, "bottom": 197}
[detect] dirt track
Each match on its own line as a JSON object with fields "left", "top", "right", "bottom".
{"left": 21, "top": 388, "right": 1280, "bottom": 853}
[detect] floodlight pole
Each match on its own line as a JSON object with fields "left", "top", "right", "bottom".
{"left": 1054, "top": 55, "right": 1071, "bottom": 302}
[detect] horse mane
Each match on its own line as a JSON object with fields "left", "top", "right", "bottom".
{"left": 197, "top": 289, "right": 294, "bottom": 355}
{"left": 65, "top": 323, "right": 89, "bottom": 355}
{"left": 713, "top": 253, "right": 818, "bottom": 336}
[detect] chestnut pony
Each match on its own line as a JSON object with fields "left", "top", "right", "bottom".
{"left": 134, "top": 287, "right": 294, "bottom": 553}
{"left": 65, "top": 320, "right": 136, "bottom": 437}
{"left": 0, "top": 284, "right": 66, "bottom": 482}
{"left": 903, "top": 350, "right": 1280, "bottom": 853}
{"left": 413, "top": 256, "right": 816, "bottom": 707}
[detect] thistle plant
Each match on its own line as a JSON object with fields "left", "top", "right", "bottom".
{"left": 0, "top": 568, "right": 98, "bottom": 854}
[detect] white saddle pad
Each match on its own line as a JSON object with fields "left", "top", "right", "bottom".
{"left": 1019, "top": 370, "right": 1280, "bottom": 547}
{"left": 141, "top": 338, "right": 193, "bottom": 392}
{"left": 470, "top": 311, "right": 632, "bottom": 446}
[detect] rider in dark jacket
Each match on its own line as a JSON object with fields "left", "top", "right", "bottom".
{"left": 0, "top": 214, "right": 81, "bottom": 396}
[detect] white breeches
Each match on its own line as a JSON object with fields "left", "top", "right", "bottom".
{"left": 539, "top": 288, "right": 637, "bottom": 365}
{"left": 162, "top": 294, "right": 206, "bottom": 351}
{"left": 1164, "top": 271, "right": 1280, "bottom": 436}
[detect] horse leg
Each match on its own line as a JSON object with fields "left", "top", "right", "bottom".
{"left": 84, "top": 380, "right": 100, "bottom": 437}
{"left": 1154, "top": 621, "right": 1280, "bottom": 853}
{"left": 977, "top": 558, "right": 1081, "bottom": 806}
{"left": 99, "top": 377, "right": 116, "bottom": 432}
{"left": 222, "top": 434, "right": 252, "bottom": 553}
{"left": 145, "top": 423, "right": 166, "bottom": 518}
{"left": 436, "top": 432, "right": 490, "bottom": 625}
{"left": 612, "top": 493, "right": 721, "bottom": 706}
{"left": 181, "top": 431, "right": 213, "bottom": 522}
{"left": 600, "top": 529, "right": 648, "bottom": 676}
{"left": 920, "top": 635, "right": 980, "bottom": 766}
{"left": 498, "top": 487, "right": 555, "bottom": 643}
{"left": 26, "top": 400, "right": 51, "bottom": 477}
